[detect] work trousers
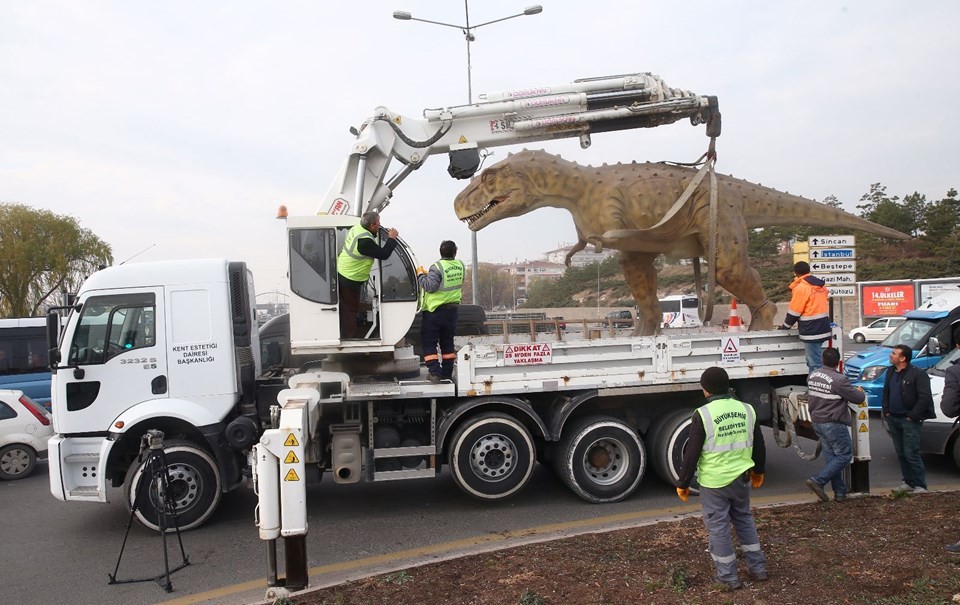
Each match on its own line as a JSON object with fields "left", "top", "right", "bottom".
{"left": 700, "top": 473, "right": 766, "bottom": 583}
{"left": 803, "top": 340, "right": 826, "bottom": 374}
{"left": 811, "top": 421, "right": 852, "bottom": 498}
{"left": 421, "top": 305, "right": 458, "bottom": 379}
{"left": 885, "top": 415, "right": 927, "bottom": 489}
{"left": 338, "top": 276, "right": 363, "bottom": 339}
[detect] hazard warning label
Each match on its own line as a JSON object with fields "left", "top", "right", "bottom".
{"left": 721, "top": 337, "right": 740, "bottom": 364}
{"left": 284, "top": 469, "right": 300, "bottom": 482}
{"left": 503, "top": 343, "right": 552, "bottom": 365}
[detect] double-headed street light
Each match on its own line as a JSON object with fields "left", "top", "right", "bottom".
{"left": 392, "top": 2, "right": 543, "bottom": 306}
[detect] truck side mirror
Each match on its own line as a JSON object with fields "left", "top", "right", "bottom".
{"left": 46, "top": 312, "right": 62, "bottom": 368}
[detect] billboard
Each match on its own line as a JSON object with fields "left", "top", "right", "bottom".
{"left": 861, "top": 283, "right": 914, "bottom": 317}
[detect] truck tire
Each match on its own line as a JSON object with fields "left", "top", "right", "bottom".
{"left": 124, "top": 439, "right": 222, "bottom": 532}
{"left": 448, "top": 412, "right": 536, "bottom": 500}
{"left": 0, "top": 444, "right": 37, "bottom": 480}
{"left": 553, "top": 416, "right": 645, "bottom": 503}
{"left": 648, "top": 409, "right": 696, "bottom": 485}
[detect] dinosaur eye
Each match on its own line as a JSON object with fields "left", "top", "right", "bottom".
{"left": 482, "top": 171, "right": 494, "bottom": 184}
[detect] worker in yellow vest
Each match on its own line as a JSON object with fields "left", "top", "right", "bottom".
{"left": 416, "top": 240, "right": 464, "bottom": 383}
{"left": 337, "top": 211, "right": 399, "bottom": 339}
{"left": 676, "top": 366, "right": 768, "bottom": 591}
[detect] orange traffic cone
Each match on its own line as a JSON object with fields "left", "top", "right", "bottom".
{"left": 728, "top": 299, "right": 744, "bottom": 332}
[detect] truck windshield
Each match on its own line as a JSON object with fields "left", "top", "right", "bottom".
{"left": 879, "top": 319, "right": 936, "bottom": 349}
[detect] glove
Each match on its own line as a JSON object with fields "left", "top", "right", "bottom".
{"left": 416, "top": 266, "right": 426, "bottom": 276}
{"left": 676, "top": 487, "right": 690, "bottom": 502}
{"left": 749, "top": 471, "right": 765, "bottom": 489}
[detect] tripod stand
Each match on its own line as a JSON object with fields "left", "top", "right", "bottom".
{"left": 108, "top": 429, "right": 190, "bottom": 593}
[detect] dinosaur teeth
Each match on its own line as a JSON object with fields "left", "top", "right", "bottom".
{"left": 463, "top": 200, "right": 500, "bottom": 225}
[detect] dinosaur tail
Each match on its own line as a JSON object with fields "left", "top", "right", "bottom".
{"left": 718, "top": 174, "right": 911, "bottom": 240}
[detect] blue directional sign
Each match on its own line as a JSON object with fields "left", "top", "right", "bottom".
{"left": 810, "top": 248, "right": 855, "bottom": 259}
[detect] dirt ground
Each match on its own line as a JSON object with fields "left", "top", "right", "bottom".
{"left": 289, "top": 490, "right": 960, "bottom": 605}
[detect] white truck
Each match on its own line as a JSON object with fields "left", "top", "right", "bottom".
{"left": 45, "top": 72, "right": 831, "bottom": 593}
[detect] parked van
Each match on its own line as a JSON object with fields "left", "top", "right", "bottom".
{"left": 919, "top": 343, "right": 960, "bottom": 466}
{"left": 659, "top": 295, "right": 702, "bottom": 329}
{"left": 845, "top": 290, "right": 960, "bottom": 410}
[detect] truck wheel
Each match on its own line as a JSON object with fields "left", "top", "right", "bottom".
{"left": 553, "top": 416, "right": 645, "bottom": 503}
{"left": 124, "top": 439, "right": 222, "bottom": 532}
{"left": 648, "top": 409, "right": 696, "bottom": 485}
{"left": 0, "top": 444, "right": 37, "bottom": 480}
{"left": 448, "top": 412, "right": 536, "bottom": 500}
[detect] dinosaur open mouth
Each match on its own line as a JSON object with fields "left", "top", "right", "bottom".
{"left": 462, "top": 198, "right": 502, "bottom": 226}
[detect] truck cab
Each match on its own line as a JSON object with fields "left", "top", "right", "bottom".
{"left": 47, "top": 259, "right": 262, "bottom": 531}
{"left": 846, "top": 291, "right": 960, "bottom": 410}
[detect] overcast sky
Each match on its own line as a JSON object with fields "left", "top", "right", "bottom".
{"left": 2, "top": 1, "right": 958, "bottom": 296}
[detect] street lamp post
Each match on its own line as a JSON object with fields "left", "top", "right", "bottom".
{"left": 393, "top": 2, "right": 543, "bottom": 307}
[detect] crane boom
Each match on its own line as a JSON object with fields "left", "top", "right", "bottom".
{"left": 318, "top": 72, "right": 719, "bottom": 217}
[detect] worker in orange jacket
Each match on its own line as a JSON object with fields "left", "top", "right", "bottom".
{"left": 779, "top": 261, "right": 831, "bottom": 373}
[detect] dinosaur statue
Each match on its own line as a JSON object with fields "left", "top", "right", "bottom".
{"left": 453, "top": 149, "right": 910, "bottom": 335}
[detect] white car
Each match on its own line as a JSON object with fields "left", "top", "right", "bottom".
{"left": 848, "top": 316, "right": 906, "bottom": 344}
{"left": 0, "top": 389, "right": 53, "bottom": 480}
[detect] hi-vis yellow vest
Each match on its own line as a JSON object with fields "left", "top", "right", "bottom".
{"left": 695, "top": 397, "right": 756, "bottom": 488}
{"left": 422, "top": 259, "right": 465, "bottom": 312}
{"left": 337, "top": 223, "right": 376, "bottom": 282}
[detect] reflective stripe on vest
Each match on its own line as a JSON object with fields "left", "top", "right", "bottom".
{"left": 337, "top": 223, "right": 375, "bottom": 282}
{"left": 696, "top": 397, "right": 756, "bottom": 488}
{"left": 422, "top": 259, "right": 465, "bottom": 312}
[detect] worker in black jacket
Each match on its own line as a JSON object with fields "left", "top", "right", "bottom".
{"left": 881, "top": 344, "right": 935, "bottom": 493}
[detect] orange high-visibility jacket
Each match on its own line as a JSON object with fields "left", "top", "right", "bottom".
{"left": 783, "top": 273, "right": 831, "bottom": 341}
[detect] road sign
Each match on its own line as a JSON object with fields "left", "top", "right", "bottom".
{"left": 809, "top": 235, "right": 856, "bottom": 248}
{"left": 810, "top": 248, "right": 856, "bottom": 260}
{"left": 810, "top": 260, "right": 857, "bottom": 273}
{"left": 817, "top": 273, "right": 857, "bottom": 285}
{"left": 828, "top": 285, "right": 856, "bottom": 298}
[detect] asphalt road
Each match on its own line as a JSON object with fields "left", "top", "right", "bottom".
{"left": 0, "top": 334, "right": 900, "bottom": 604}
{"left": 3, "top": 408, "right": 959, "bottom": 605}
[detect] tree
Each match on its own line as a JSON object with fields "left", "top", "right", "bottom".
{"left": 462, "top": 263, "right": 515, "bottom": 310}
{"left": 0, "top": 203, "right": 113, "bottom": 317}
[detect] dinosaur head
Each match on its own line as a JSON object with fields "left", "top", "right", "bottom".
{"left": 454, "top": 150, "right": 547, "bottom": 231}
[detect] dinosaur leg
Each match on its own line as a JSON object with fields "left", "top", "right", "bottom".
{"left": 710, "top": 224, "right": 777, "bottom": 331}
{"left": 618, "top": 251, "right": 660, "bottom": 336}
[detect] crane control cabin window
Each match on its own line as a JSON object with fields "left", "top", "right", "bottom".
{"left": 289, "top": 228, "right": 337, "bottom": 304}
{"left": 69, "top": 294, "right": 156, "bottom": 365}
{"left": 290, "top": 226, "right": 417, "bottom": 305}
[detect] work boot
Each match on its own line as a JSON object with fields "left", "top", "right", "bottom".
{"left": 946, "top": 542, "right": 960, "bottom": 553}
{"left": 834, "top": 494, "right": 847, "bottom": 503}
{"left": 805, "top": 479, "right": 829, "bottom": 502}
{"left": 711, "top": 576, "right": 743, "bottom": 591}
{"left": 746, "top": 569, "right": 769, "bottom": 582}
{"left": 427, "top": 374, "right": 442, "bottom": 384}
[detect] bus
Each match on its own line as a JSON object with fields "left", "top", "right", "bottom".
{"left": 659, "top": 295, "right": 702, "bottom": 329}
{"left": 0, "top": 318, "right": 52, "bottom": 410}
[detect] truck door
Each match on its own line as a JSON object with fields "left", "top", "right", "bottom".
{"left": 54, "top": 290, "right": 168, "bottom": 435}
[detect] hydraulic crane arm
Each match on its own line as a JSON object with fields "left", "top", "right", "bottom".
{"left": 318, "top": 72, "right": 720, "bottom": 217}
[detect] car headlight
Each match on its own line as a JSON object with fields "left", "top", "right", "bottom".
{"left": 860, "top": 365, "right": 888, "bottom": 381}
